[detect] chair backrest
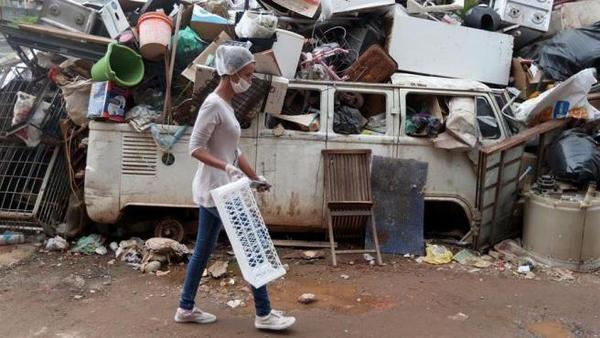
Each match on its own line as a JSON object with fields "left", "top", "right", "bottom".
{"left": 322, "top": 149, "right": 372, "bottom": 203}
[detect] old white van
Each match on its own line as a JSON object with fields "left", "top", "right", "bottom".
{"left": 85, "top": 74, "right": 562, "bottom": 249}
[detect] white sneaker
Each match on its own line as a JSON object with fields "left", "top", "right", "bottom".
{"left": 255, "top": 310, "right": 296, "bottom": 330}
{"left": 174, "top": 307, "right": 217, "bottom": 324}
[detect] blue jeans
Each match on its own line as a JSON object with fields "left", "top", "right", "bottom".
{"left": 179, "top": 207, "right": 272, "bottom": 316}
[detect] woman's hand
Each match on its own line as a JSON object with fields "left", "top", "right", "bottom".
{"left": 225, "top": 164, "right": 245, "bottom": 180}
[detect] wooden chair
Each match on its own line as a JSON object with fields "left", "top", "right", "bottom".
{"left": 322, "top": 149, "right": 383, "bottom": 266}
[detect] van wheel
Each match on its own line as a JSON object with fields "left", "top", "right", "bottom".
{"left": 154, "top": 219, "right": 184, "bottom": 242}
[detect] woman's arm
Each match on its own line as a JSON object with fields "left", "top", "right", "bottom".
{"left": 238, "top": 154, "right": 259, "bottom": 180}
{"left": 190, "top": 148, "right": 228, "bottom": 171}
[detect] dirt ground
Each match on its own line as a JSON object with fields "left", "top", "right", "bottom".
{"left": 1, "top": 243, "right": 600, "bottom": 338}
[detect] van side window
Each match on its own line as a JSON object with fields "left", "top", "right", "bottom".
{"left": 333, "top": 91, "right": 387, "bottom": 135}
{"left": 405, "top": 93, "right": 447, "bottom": 137}
{"left": 265, "top": 89, "right": 321, "bottom": 132}
{"left": 476, "top": 97, "right": 501, "bottom": 140}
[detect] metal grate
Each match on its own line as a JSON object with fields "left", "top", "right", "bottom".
{"left": 0, "top": 143, "right": 70, "bottom": 232}
{"left": 121, "top": 134, "right": 158, "bottom": 176}
{"left": 0, "top": 65, "right": 61, "bottom": 140}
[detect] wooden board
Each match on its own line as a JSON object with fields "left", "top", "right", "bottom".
{"left": 19, "top": 24, "right": 113, "bottom": 45}
{"left": 273, "top": 240, "right": 336, "bottom": 248}
{"left": 271, "top": 113, "right": 319, "bottom": 131}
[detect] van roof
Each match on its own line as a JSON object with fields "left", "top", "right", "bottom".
{"left": 289, "top": 73, "right": 493, "bottom": 93}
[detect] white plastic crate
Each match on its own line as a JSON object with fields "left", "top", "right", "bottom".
{"left": 210, "top": 178, "right": 286, "bottom": 288}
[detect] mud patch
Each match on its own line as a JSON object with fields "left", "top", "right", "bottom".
{"left": 267, "top": 276, "right": 397, "bottom": 314}
{"left": 527, "top": 321, "right": 574, "bottom": 338}
{"left": 0, "top": 244, "right": 36, "bottom": 268}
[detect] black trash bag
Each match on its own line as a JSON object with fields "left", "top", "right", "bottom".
{"left": 546, "top": 129, "right": 600, "bottom": 186}
{"left": 334, "top": 105, "right": 364, "bottom": 135}
{"left": 535, "top": 22, "right": 600, "bottom": 81}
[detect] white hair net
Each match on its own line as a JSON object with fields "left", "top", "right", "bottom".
{"left": 215, "top": 45, "right": 255, "bottom": 76}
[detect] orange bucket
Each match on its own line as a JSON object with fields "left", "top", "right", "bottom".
{"left": 138, "top": 11, "right": 173, "bottom": 61}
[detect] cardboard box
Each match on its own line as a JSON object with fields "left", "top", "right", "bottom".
{"left": 182, "top": 31, "right": 232, "bottom": 82}
{"left": 189, "top": 5, "right": 234, "bottom": 42}
{"left": 511, "top": 58, "right": 554, "bottom": 99}
{"left": 254, "top": 50, "right": 281, "bottom": 77}
{"left": 87, "top": 81, "right": 129, "bottom": 122}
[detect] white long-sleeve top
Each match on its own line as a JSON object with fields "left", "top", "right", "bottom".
{"left": 189, "top": 93, "right": 241, "bottom": 207}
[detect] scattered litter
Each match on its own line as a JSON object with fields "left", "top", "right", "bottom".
{"left": 298, "top": 293, "right": 316, "bottom": 304}
{"left": 71, "top": 234, "right": 105, "bottom": 255}
{"left": 227, "top": 299, "right": 242, "bottom": 309}
{"left": 524, "top": 272, "right": 536, "bottom": 280}
{"left": 303, "top": 250, "right": 325, "bottom": 260}
{"left": 73, "top": 295, "right": 83, "bottom": 300}
{"left": 156, "top": 270, "right": 171, "bottom": 277}
{"left": 363, "top": 253, "right": 375, "bottom": 261}
{"left": 143, "top": 261, "right": 162, "bottom": 274}
{"left": 107, "top": 259, "right": 115, "bottom": 265}
{"left": 109, "top": 242, "right": 119, "bottom": 252}
{"left": 551, "top": 268, "right": 576, "bottom": 282}
{"left": 208, "top": 260, "right": 229, "bottom": 278}
{"left": 0, "top": 232, "right": 25, "bottom": 246}
{"left": 340, "top": 274, "right": 350, "bottom": 280}
{"left": 283, "top": 264, "right": 290, "bottom": 271}
{"left": 518, "top": 265, "right": 531, "bottom": 274}
{"left": 448, "top": 312, "right": 469, "bottom": 321}
{"left": 453, "top": 249, "right": 492, "bottom": 269}
{"left": 46, "top": 236, "right": 69, "bottom": 251}
{"left": 95, "top": 246, "right": 108, "bottom": 256}
{"left": 423, "top": 244, "right": 453, "bottom": 265}
{"left": 115, "top": 237, "right": 144, "bottom": 264}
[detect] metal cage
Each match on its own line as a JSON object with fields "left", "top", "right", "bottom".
{"left": 0, "top": 142, "right": 70, "bottom": 232}
{"left": 0, "top": 65, "right": 53, "bottom": 138}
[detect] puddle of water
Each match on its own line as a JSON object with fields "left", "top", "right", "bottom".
{"left": 527, "top": 321, "right": 574, "bottom": 338}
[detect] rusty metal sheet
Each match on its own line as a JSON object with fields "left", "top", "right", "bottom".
{"left": 366, "top": 156, "right": 428, "bottom": 255}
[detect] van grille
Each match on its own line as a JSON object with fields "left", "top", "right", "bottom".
{"left": 121, "top": 134, "right": 157, "bottom": 176}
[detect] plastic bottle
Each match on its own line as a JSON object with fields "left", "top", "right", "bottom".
{"left": 0, "top": 232, "right": 25, "bottom": 246}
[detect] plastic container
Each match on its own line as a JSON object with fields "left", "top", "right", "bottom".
{"left": 91, "top": 42, "right": 144, "bottom": 87}
{"left": 0, "top": 232, "right": 25, "bottom": 246}
{"left": 210, "top": 178, "right": 286, "bottom": 288}
{"left": 272, "top": 29, "right": 304, "bottom": 79}
{"left": 138, "top": 11, "right": 173, "bottom": 61}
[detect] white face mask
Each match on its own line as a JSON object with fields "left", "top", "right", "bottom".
{"left": 231, "top": 76, "right": 252, "bottom": 94}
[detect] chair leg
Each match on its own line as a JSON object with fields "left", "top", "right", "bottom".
{"left": 369, "top": 213, "right": 383, "bottom": 266}
{"left": 327, "top": 211, "right": 337, "bottom": 267}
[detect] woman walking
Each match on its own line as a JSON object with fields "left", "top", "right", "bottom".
{"left": 174, "top": 45, "right": 296, "bottom": 331}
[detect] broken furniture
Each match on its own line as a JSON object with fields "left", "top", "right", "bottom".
{"left": 474, "top": 120, "right": 567, "bottom": 250}
{"left": 322, "top": 149, "right": 383, "bottom": 266}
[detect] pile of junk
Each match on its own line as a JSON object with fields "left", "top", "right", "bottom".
{"left": 0, "top": 0, "right": 599, "bottom": 271}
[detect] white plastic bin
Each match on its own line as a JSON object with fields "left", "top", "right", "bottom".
{"left": 210, "top": 178, "right": 286, "bottom": 288}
